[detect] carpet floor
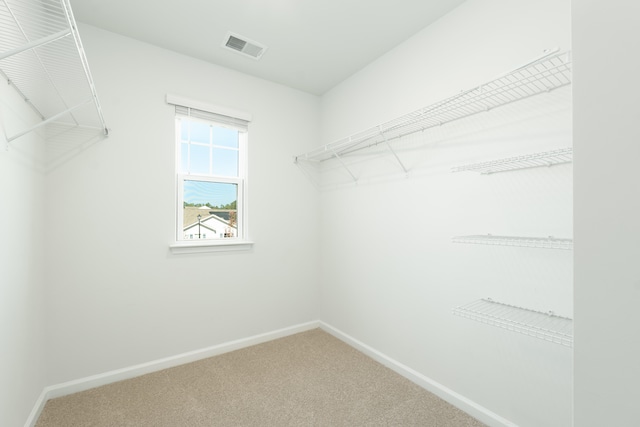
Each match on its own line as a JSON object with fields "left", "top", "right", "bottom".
{"left": 36, "top": 329, "right": 486, "bottom": 426}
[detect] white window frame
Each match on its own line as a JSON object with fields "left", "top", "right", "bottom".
{"left": 167, "top": 94, "right": 253, "bottom": 253}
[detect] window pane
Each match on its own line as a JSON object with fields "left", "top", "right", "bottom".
{"left": 180, "top": 143, "right": 189, "bottom": 173}
{"left": 213, "top": 126, "right": 239, "bottom": 149}
{"left": 188, "top": 144, "right": 210, "bottom": 175}
{"left": 182, "top": 180, "right": 238, "bottom": 240}
{"left": 189, "top": 121, "right": 211, "bottom": 144}
{"left": 180, "top": 120, "right": 188, "bottom": 141}
{"left": 212, "top": 148, "right": 238, "bottom": 177}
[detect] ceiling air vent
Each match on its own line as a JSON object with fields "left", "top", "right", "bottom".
{"left": 222, "top": 32, "right": 267, "bottom": 60}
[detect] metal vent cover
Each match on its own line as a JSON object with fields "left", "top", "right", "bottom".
{"left": 222, "top": 32, "right": 267, "bottom": 60}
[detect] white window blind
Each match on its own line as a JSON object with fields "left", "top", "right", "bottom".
{"left": 174, "top": 105, "right": 249, "bottom": 132}
{"left": 166, "top": 94, "right": 251, "bottom": 131}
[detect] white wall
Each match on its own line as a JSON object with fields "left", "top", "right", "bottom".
{"left": 43, "top": 25, "right": 321, "bottom": 385}
{"left": 0, "top": 77, "right": 47, "bottom": 426}
{"left": 18, "top": 2, "right": 640, "bottom": 426}
{"left": 318, "top": 1, "right": 572, "bottom": 426}
{"left": 573, "top": 1, "right": 640, "bottom": 426}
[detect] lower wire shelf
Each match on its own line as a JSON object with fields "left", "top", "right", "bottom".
{"left": 451, "top": 147, "right": 573, "bottom": 174}
{"left": 453, "top": 298, "right": 573, "bottom": 347}
{"left": 452, "top": 234, "right": 573, "bottom": 250}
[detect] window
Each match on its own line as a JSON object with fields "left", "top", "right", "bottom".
{"left": 167, "top": 95, "right": 252, "bottom": 252}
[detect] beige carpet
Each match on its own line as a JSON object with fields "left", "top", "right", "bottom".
{"left": 36, "top": 329, "right": 486, "bottom": 426}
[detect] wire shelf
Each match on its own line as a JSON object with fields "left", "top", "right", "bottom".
{"left": 294, "top": 49, "right": 571, "bottom": 169}
{"left": 451, "top": 147, "right": 573, "bottom": 174}
{"left": 0, "top": 0, "right": 108, "bottom": 145}
{"left": 452, "top": 234, "right": 573, "bottom": 250}
{"left": 453, "top": 298, "right": 573, "bottom": 347}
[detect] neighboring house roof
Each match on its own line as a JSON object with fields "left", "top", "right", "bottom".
{"left": 183, "top": 206, "right": 236, "bottom": 230}
{"left": 209, "top": 210, "right": 231, "bottom": 221}
{"left": 184, "top": 222, "right": 217, "bottom": 234}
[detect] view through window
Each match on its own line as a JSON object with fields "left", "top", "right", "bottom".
{"left": 175, "top": 112, "right": 247, "bottom": 242}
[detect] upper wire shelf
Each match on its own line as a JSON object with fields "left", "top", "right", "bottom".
{"left": 453, "top": 298, "right": 573, "bottom": 347}
{"left": 0, "top": 0, "right": 108, "bottom": 145}
{"left": 451, "top": 147, "right": 573, "bottom": 174}
{"left": 294, "top": 49, "right": 571, "bottom": 172}
{"left": 452, "top": 234, "right": 573, "bottom": 250}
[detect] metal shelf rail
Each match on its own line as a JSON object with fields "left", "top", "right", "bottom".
{"left": 452, "top": 234, "right": 573, "bottom": 250}
{"left": 294, "top": 49, "right": 571, "bottom": 181}
{"left": 451, "top": 147, "right": 573, "bottom": 174}
{"left": 0, "top": 0, "right": 108, "bottom": 146}
{"left": 453, "top": 298, "right": 573, "bottom": 347}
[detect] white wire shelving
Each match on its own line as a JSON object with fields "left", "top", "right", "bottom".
{"left": 453, "top": 298, "right": 573, "bottom": 347}
{"left": 451, "top": 147, "right": 573, "bottom": 174}
{"left": 0, "top": 0, "right": 108, "bottom": 146}
{"left": 294, "top": 49, "right": 571, "bottom": 180}
{"left": 452, "top": 234, "right": 573, "bottom": 250}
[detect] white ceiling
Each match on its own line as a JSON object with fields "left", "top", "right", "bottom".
{"left": 70, "top": 0, "right": 466, "bottom": 95}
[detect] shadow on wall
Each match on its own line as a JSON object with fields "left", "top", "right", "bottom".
{"left": 44, "top": 123, "right": 108, "bottom": 173}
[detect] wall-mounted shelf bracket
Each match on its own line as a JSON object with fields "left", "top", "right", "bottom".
{"left": 331, "top": 147, "right": 358, "bottom": 182}
{"left": 6, "top": 98, "right": 92, "bottom": 143}
{"left": 379, "top": 126, "right": 408, "bottom": 174}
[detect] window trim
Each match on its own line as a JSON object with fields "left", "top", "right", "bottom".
{"left": 169, "top": 239, "right": 254, "bottom": 254}
{"left": 168, "top": 94, "right": 253, "bottom": 253}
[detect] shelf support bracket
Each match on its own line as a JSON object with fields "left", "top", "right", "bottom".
{"left": 330, "top": 148, "right": 358, "bottom": 182}
{"left": 0, "top": 29, "right": 71, "bottom": 61}
{"left": 378, "top": 126, "right": 408, "bottom": 174}
{"left": 7, "top": 98, "right": 94, "bottom": 143}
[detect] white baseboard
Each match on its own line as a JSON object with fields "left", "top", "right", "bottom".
{"left": 319, "top": 321, "right": 517, "bottom": 427}
{"left": 24, "top": 388, "right": 49, "bottom": 427}
{"left": 27, "top": 320, "right": 513, "bottom": 427}
{"left": 26, "top": 320, "right": 319, "bottom": 427}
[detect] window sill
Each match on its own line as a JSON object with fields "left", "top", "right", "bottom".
{"left": 169, "top": 240, "right": 254, "bottom": 254}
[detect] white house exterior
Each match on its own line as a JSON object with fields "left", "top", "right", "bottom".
{"left": 183, "top": 206, "right": 236, "bottom": 240}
